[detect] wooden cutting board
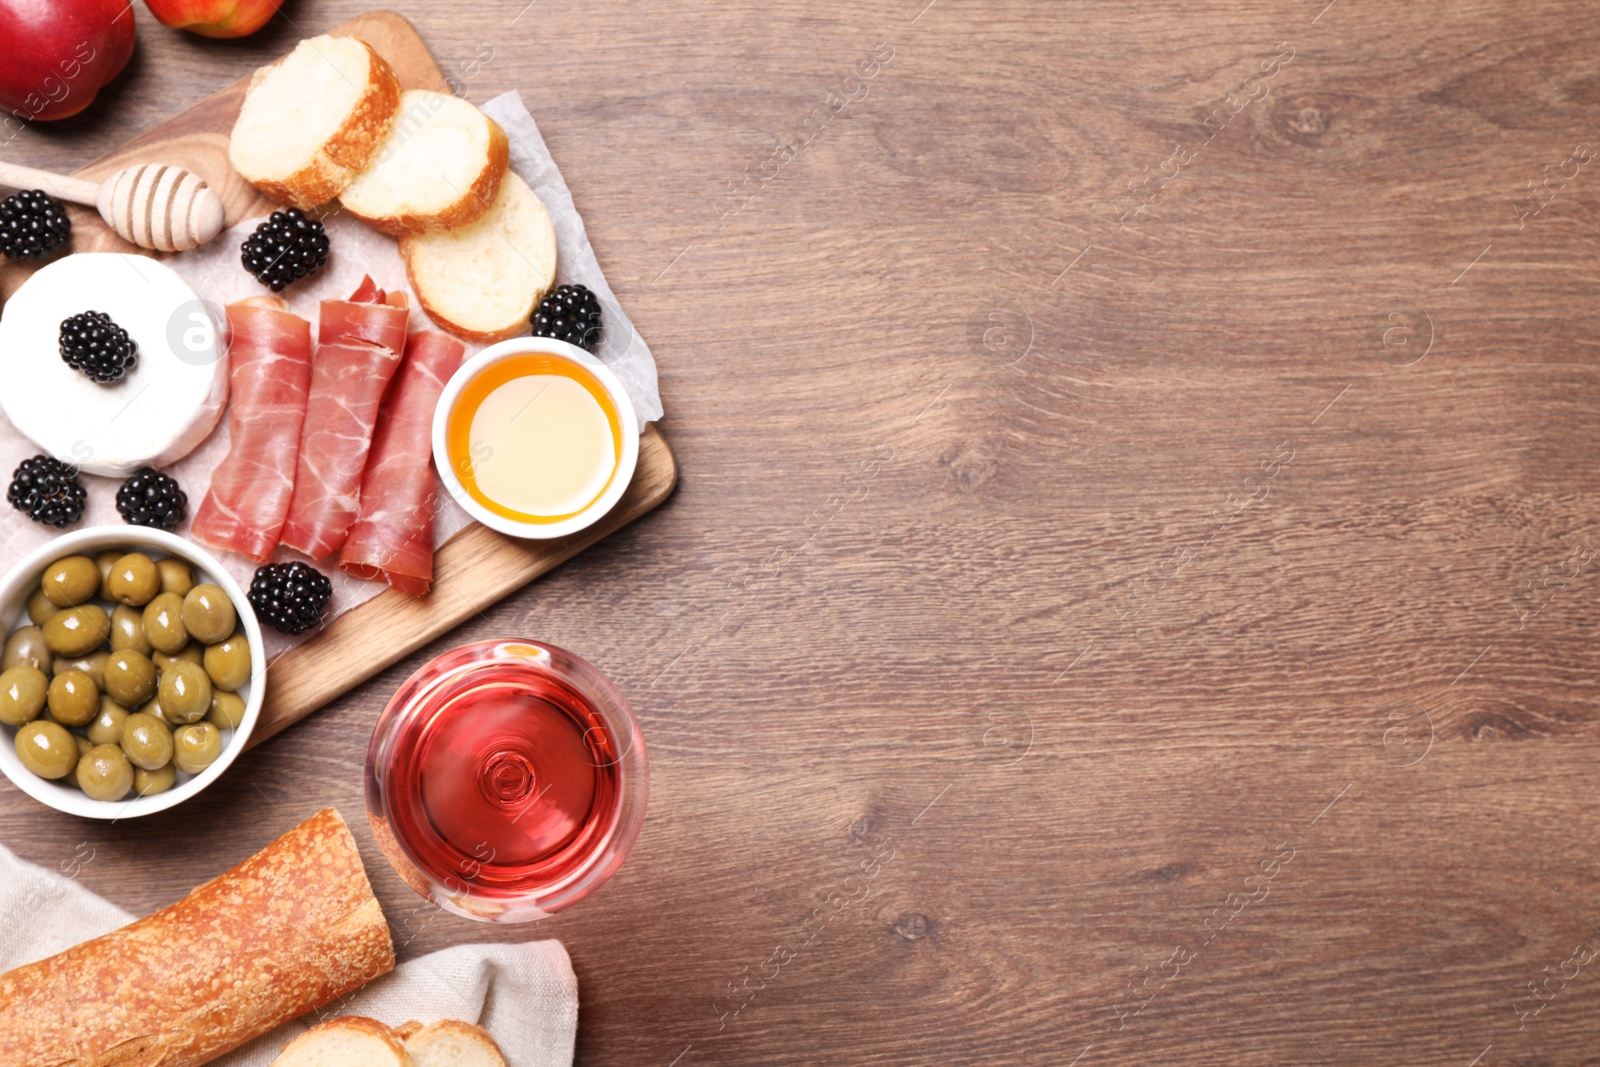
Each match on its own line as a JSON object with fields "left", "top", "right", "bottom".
{"left": 0, "top": 11, "right": 677, "bottom": 748}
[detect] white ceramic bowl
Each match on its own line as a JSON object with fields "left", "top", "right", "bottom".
{"left": 432, "top": 337, "right": 639, "bottom": 540}
{"left": 0, "top": 527, "right": 265, "bottom": 819}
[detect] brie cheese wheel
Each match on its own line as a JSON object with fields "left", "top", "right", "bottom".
{"left": 0, "top": 254, "right": 228, "bottom": 476}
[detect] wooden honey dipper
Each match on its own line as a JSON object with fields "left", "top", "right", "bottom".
{"left": 0, "top": 159, "right": 225, "bottom": 253}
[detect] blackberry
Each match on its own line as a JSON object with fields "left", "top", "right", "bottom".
{"left": 115, "top": 467, "right": 188, "bottom": 530}
{"left": 59, "top": 311, "right": 138, "bottom": 384}
{"left": 0, "top": 190, "right": 71, "bottom": 261}
{"left": 240, "top": 208, "right": 330, "bottom": 291}
{"left": 530, "top": 283, "right": 603, "bottom": 352}
{"left": 7, "top": 455, "right": 85, "bottom": 528}
{"left": 248, "top": 561, "right": 333, "bottom": 635}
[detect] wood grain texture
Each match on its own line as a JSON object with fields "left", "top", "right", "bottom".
{"left": 4, "top": 2, "right": 1600, "bottom": 1065}
{"left": 0, "top": 11, "right": 678, "bottom": 743}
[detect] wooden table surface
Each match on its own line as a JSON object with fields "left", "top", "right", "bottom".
{"left": 5, "top": 2, "right": 1599, "bottom": 1063}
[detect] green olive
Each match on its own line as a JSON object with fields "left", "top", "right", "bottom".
{"left": 152, "top": 644, "right": 202, "bottom": 672}
{"left": 108, "top": 553, "right": 160, "bottom": 606}
{"left": 41, "top": 555, "right": 100, "bottom": 607}
{"left": 137, "top": 695, "right": 165, "bottom": 724}
{"left": 46, "top": 669, "right": 99, "bottom": 727}
{"left": 108, "top": 604, "right": 151, "bottom": 655}
{"left": 207, "top": 689, "right": 246, "bottom": 730}
{"left": 172, "top": 722, "right": 223, "bottom": 775}
{"left": 158, "top": 660, "right": 211, "bottom": 724}
{"left": 53, "top": 650, "right": 107, "bottom": 689}
{"left": 142, "top": 594, "right": 187, "bottom": 655}
{"left": 95, "top": 550, "right": 121, "bottom": 600}
{"left": 86, "top": 697, "right": 130, "bottom": 746}
{"left": 120, "top": 712, "right": 173, "bottom": 771}
{"left": 16, "top": 720, "right": 77, "bottom": 779}
{"left": 76, "top": 743, "right": 133, "bottom": 802}
{"left": 133, "top": 762, "right": 176, "bottom": 796}
{"left": 26, "top": 589, "right": 59, "bottom": 625}
{"left": 104, "top": 650, "right": 156, "bottom": 707}
{"left": 0, "top": 665, "right": 48, "bottom": 727}
{"left": 203, "top": 633, "right": 251, "bottom": 693}
{"left": 181, "top": 585, "right": 235, "bottom": 645}
{"left": 157, "top": 558, "right": 195, "bottom": 598}
{"left": 62, "top": 734, "right": 92, "bottom": 790}
{"left": 2, "top": 626, "right": 52, "bottom": 673}
{"left": 42, "top": 606, "right": 111, "bottom": 658}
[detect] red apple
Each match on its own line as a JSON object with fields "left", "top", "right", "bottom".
{"left": 0, "top": 0, "right": 136, "bottom": 125}
{"left": 142, "top": 0, "right": 282, "bottom": 38}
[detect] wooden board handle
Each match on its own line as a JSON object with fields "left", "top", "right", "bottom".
{"left": 0, "top": 161, "right": 99, "bottom": 206}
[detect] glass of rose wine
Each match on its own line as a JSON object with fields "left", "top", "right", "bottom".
{"left": 366, "top": 639, "right": 648, "bottom": 922}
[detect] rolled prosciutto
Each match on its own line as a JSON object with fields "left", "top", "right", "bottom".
{"left": 280, "top": 277, "right": 409, "bottom": 560}
{"left": 339, "top": 331, "right": 466, "bottom": 596}
{"left": 191, "top": 297, "right": 314, "bottom": 561}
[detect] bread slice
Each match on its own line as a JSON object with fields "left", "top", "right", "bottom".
{"left": 400, "top": 172, "right": 558, "bottom": 343}
{"left": 229, "top": 35, "right": 402, "bottom": 210}
{"left": 340, "top": 90, "right": 509, "bottom": 235}
{"left": 272, "top": 1016, "right": 413, "bottom": 1067}
{"left": 401, "top": 1020, "right": 509, "bottom": 1067}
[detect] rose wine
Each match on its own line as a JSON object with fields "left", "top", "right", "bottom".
{"left": 367, "top": 641, "right": 647, "bottom": 922}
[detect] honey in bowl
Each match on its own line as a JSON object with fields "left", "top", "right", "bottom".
{"left": 445, "top": 353, "right": 624, "bottom": 524}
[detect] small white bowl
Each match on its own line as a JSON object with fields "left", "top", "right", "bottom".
{"left": 433, "top": 337, "right": 639, "bottom": 540}
{"left": 0, "top": 527, "right": 265, "bottom": 819}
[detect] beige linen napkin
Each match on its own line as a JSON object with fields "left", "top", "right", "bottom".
{"left": 0, "top": 843, "right": 578, "bottom": 1066}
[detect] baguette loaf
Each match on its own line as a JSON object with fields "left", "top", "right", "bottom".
{"left": 340, "top": 90, "right": 510, "bottom": 235}
{"left": 229, "top": 35, "right": 403, "bottom": 210}
{"left": 400, "top": 172, "right": 558, "bottom": 343}
{"left": 0, "top": 808, "right": 395, "bottom": 1067}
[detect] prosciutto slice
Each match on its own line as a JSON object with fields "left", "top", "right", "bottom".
{"left": 190, "top": 297, "right": 313, "bottom": 561}
{"left": 280, "top": 277, "right": 409, "bottom": 560}
{"left": 339, "top": 331, "right": 466, "bottom": 596}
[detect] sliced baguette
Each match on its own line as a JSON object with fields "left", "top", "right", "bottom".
{"left": 229, "top": 35, "right": 402, "bottom": 210}
{"left": 271, "top": 1016, "right": 413, "bottom": 1067}
{"left": 400, "top": 172, "right": 558, "bottom": 343}
{"left": 402, "top": 1020, "right": 509, "bottom": 1067}
{"left": 340, "top": 90, "right": 510, "bottom": 235}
